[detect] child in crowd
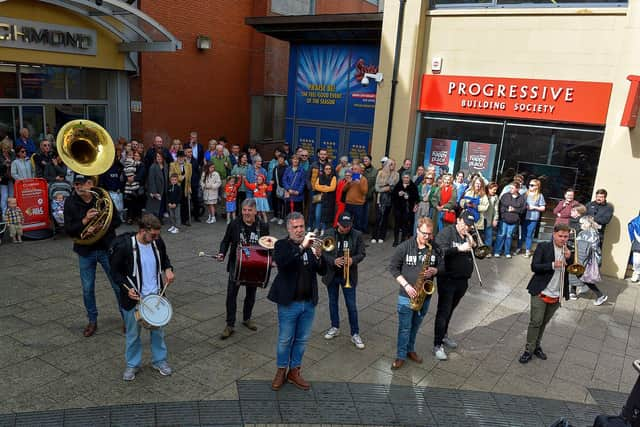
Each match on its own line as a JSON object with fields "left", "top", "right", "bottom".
{"left": 244, "top": 173, "right": 272, "bottom": 223}
{"left": 3, "top": 197, "right": 24, "bottom": 243}
{"left": 224, "top": 175, "right": 242, "bottom": 224}
{"left": 201, "top": 163, "right": 222, "bottom": 224}
{"left": 166, "top": 173, "right": 182, "bottom": 234}
{"left": 629, "top": 210, "right": 640, "bottom": 283}
{"left": 51, "top": 192, "right": 66, "bottom": 226}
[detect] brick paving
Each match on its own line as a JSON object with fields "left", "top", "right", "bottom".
{"left": 0, "top": 220, "right": 638, "bottom": 425}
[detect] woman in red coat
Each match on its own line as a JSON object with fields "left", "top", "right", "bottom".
{"left": 333, "top": 170, "right": 352, "bottom": 227}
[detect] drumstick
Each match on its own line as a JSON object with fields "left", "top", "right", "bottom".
{"left": 198, "top": 251, "right": 218, "bottom": 258}
{"left": 122, "top": 278, "right": 153, "bottom": 311}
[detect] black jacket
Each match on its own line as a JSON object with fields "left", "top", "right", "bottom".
{"left": 108, "top": 232, "right": 173, "bottom": 311}
{"left": 389, "top": 237, "right": 444, "bottom": 298}
{"left": 526, "top": 240, "right": 571, "bottom": 300}
{"left": 499, "top": 192, "right": 526, "bottom": 224}
{"left": 64, "top": 191, "right": 121, "bottom": 256}
{"left": 167, "top": 183, "right": 182, "bottom": 205}
{"left": 391, "top": 181, "right": 419, "bottom": 215}
{"left": 268, "top": 238, "right": 327, "bottom": 306}
{"left": 585, "top": 201, "right": 613, "bottom": 234}
{"left": 434, "top": 224, "right": 473, "bottom": 280}
{"left": 218, "top": 218, "right": 269, "bottom": 273}
{"left": 321, "top": 227, "right": 365, "bottom": 287}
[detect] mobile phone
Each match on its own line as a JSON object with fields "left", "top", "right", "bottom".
{"left": 352, "top": 173, "right": 361, "bottom": 180}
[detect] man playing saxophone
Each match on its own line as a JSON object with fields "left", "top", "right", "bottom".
{"left": 64, "top": 175, "right": 123, "bottom": 337}
{"left": 388, "top": 217, "right": 443, "bottom": 370}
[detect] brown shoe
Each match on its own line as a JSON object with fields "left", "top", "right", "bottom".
{"left": 407, "top": 351, "right": 423, "bottom": 364}
{"left": 271, "top": 368, "right": 287, "bottom": 391}
{"left": 287, "top": 366, "right": 310, "bottom": 391}
{"left": 220, "top": 325, "right": 234, "bottom": 340}
{"left": 391, "top": 359, "right": 404, "bottom": 370}
{"left": 83, "top": 322, "right": 97, "bottom": 337}
{"left": 242, "top": 319, "right": 258, "bottom": 331}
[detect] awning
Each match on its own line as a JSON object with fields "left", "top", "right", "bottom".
{"left": 38, "top": 0, "right": 181, "bottom": 52}
{"left": 245, "top": 13, "right": 382, "bottom": 43}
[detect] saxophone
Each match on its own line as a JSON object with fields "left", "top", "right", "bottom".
{"left": 409, "top": 242, "right": 436, "bottom": 311}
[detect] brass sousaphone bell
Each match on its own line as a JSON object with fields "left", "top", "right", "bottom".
{"left": 57, "top": 120, "right": 116, "bottom": 245}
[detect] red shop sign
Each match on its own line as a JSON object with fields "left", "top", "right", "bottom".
{"left": 14, "top": 178, "right": 50, "bottom": 232}
{"left": 419, "top": 75, "right": 612, "bottom": 125}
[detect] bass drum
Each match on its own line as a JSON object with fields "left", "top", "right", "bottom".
{"left": 233, "top": 245, "right": 272, "bottom": 288}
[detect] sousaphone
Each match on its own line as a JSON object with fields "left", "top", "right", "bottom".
{"left": 57, "top": 120, "right": 115, "bottom": 245}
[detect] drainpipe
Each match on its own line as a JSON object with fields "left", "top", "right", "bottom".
{"left": 384, "top": 0, "right": 406, "bottom": 157}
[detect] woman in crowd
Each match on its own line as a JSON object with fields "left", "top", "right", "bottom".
{"left": 312, "top": 163, "right": 336, "bottom": 236}
{"left": 415, "top": 172, "right": 435, "bottom": 224}
{"left": 493, "top": 181, "right": 526, "bottom": 258}
{"left": 11, "top": 146, "right": 34, "bottom": 181}
{"left": 371, "top": 158, "right": 399, "bottom": 244}
{"left": 0, "top": 138, "right": 15, "bottom": 214}
{"left": 553, "top": 188, "right": 579, "bottom": 225}
{"left": 203, "top": 139, "right": 218, "bottom": 165}
{"left": 516, "top": 178, "right": 546, "bottom": 257}
{"left": 146, "top": 151, "right": 168, "bottom": 220}
{"left": 245, "top": 156, "right": 268, "bottom": 192}
{"left": 453, "top": 171, "right": 468, "bottom": 204}
{"left": 430, "top": 173, "right": 457, "bottom": 233}
{"left": 230, "top": 152, "right": 250, "bottom": 207}
{"left": 44, "top": 153, "right": 68, "bottom": 184}
{"left": 271, "top": 153, "right": 288, "bottom": 224}
{"left": 413, "top": 165, "right": 426, "bottom": 187}
{"left": 201, "top": 163, "right": 222, "bottom": 224}
{"left": 333, "top": 169, "right": 352, "bottom": 227}
{"left": 460, "top": 175, "right": 489, "bottom": 236}
{"left": 282, "top": 155, "right": 305, "bottom": 214}
{"left": 391, "top": 171, "right": 419, "bottom": 246}
{"left": 124, "top": 150, "right": 146, "bottom": 224}
{"left": 484, "top": 182, "right": 500, "bottom": 257}
{"left": 335, "top": 156, "right": 350, "bottom": 179}
{"left": 169, "top": 139, "right": 182, "bottom": 163}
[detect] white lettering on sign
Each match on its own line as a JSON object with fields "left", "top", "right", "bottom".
{"left": 448, "top": 81, "right": 574, "bottom": 103}
{"left": 468, "top": 155, "right": 486, "bottom": 169}
{"left": 431, "top": 151, "right": 448, "bottom": 164}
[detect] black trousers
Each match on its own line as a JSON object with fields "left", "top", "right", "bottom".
{"left": 237, "top": 191, "right": 247, "bottom": 209}
{"left": 180, "top": 193, "right": 190, "bottom": 224}
{"left": 373, "top": 205, "right": 392, "bottom": 240}
{"left": 225, "top": 277, "right": 257, "bottom": 327}
{"left": 434, "top": 277, "right": 469, "bottom": 347}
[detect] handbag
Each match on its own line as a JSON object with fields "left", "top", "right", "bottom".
{"left": 443, "top": 210, "right": 456, "bottom": 224}
{"left": 275, "top": 169, "right": 285, "bottom": 199}
{"left": 312, "top": 193, "right": 322, "bottom": 204}
{"left": 582, "top": 257, "right": 601, "bottom": 283}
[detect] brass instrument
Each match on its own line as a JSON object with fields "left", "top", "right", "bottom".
{"left": 566, "top": 229, "right": 585, "bottom": 276}
{"left": 312, "top": 236, "right": 336, "bottom": 252}
{"left": 409, "top": 242, "right": 435, "bottom": 311}
{"left": 470, "top": 226, "right": 491, "bottom": 259}
{"left": 343, "top": 247, "right": 351, "bottom": 288}
{"left": 57, "top": 120, "right": 115, "bottom": 245}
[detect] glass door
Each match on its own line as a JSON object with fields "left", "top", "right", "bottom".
{"left": 21, "top": 106, "right": 45, "bottom": 143}
{"left": 0, "top": 106, "right": 19, "bottom": 142}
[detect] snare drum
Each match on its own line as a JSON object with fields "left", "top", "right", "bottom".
{"left": 232, "top": 245, "right": 272, "bottom": 288}
{"left": 135, "top": 294, "right": 173, "bottom": 329}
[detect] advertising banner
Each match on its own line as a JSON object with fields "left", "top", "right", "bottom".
{"left": 347, "top": 130, "right": 370, "bottom": 162}
{"left": 425, "top": 138, "right": 457, "bottom": 175}
{"left": 14, "top": 178, "right": 50, "bottom": 232}
{"left": 318, "top": 128, "right": 340, "bottom": 164}
{"left": 348, "top": 47, "right": 380, "bottom": 125}
{"left": 419, "top": 74, "right": 612, "bottom": 125}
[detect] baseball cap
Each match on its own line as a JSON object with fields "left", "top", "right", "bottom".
{"left": 337, "top": 212, "right": 353, "bottom": 227}
{"left": 177, "top": 150, "right": 185, "bottom": 157}
{"left": 460, "top": 209, "right": 476, "bottom": 226}
{"left": 380, "top": 156, "right": 389, "bottom": 165}
{"left": 74, "top": 174, "right": 88, "bottom": 184}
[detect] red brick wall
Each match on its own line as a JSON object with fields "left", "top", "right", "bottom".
{"left": 136, "top": 0, "right": 256, "bottom": 148}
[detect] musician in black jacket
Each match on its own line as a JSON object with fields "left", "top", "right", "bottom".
{"left": 64, "top": 174, "right": 122, "bottom": 337}
{"left": 216, "top": 198, "right": 269, "bottom": 339}
{"left": 321, "top": 213, "right": 366, "bottom": 349}
{"left": 432, "top": 210, "right": 476, "bottom": 361}
{"left": 519, "top": 223, "right": 571, "bottom": 364}
{"left": 109, "top": 213, "right": 174, "bottom": 381}
{"left": 268, "top": 212, "right": 326, "bottom": 391}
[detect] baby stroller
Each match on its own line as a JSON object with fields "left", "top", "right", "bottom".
{"left": 49, "top": 181, "right": 73, "bottom": 237}
{"left": 0, "top": 220, "right": 6, "bottom": 245}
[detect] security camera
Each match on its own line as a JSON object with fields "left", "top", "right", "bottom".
{"left": 361, "top": 72, "right": 383, "bottom": 87}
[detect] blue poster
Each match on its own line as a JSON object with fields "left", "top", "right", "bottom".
{"left": 347, "top": 47, "right": 380, "bottom": 125}
{"left": 296, "top": 125, "right": 316, "bottom": 155}
{"left": 319, "top": 128, "right": 340, "bottom": 164}
{"left": 347, "top": 129, "right": 370, "bottom": 162}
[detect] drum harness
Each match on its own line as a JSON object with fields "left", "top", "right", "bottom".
{"left": 129, "top": 234, "right": 164, "bottom": 297}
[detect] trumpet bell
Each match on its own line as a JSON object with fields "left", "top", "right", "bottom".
{"left": 56, "top": 119, "right": 115, "bottom": 176}
{"left": 567, "top": 264, "right": 585, "bottom": 276}
{"left": 322, "top": 237, "right": 336, "bottom": 252}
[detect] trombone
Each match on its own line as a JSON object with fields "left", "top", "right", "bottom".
{"left": 567, "top": 229, "right": 585, "bottom": 276}
{"left": 465, "top": 231, "right": 484, "bottom": 287}
{"left": 470, "top": 226, "right": 492, "bottom": 259}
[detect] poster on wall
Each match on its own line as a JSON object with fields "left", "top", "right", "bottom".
{"left": 459, "top": 141, "right": 497, "bottom": 179}
{"left": 296, "top": 125, "right": 316, "bottom": 155}
{"left": 319, "top": 128, "right": 340, "bottom": 165}
{"left": 347, "top": 130, "right": 371, "bottom": 162}
{"left": 347, "top": 47, "right": 380, "bottom": 125}
{"left": 424, "top": 138, "right": 457, "bottom": 176}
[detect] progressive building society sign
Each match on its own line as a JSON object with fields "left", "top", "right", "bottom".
{"left": 0, "top": 17, "right": 96, "bottom": 56}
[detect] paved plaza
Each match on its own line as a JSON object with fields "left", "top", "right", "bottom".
{"left": 0, "top": 220, "right": 638, "bottom": 426}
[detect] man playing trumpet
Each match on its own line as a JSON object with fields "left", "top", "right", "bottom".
{"left": 519, "top": 223, "right": 571, "bottom": 364}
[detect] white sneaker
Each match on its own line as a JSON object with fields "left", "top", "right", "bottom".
{"left": 433, "top": 345, "right": 448, "bottom": 361}
{"left": 313, "top": 228, "right": 319, "bottom": 235}
{"left": 594, "top": 295, "right": 608, "bottom": 306}
{"left": 485, "top": 253, "right": 492, "bottom": 258}
{"left": 351, "top": 334, "right": 365, "bottom": 349}
{"left": 631, "top": 272, "right": 640, "bottom": 283}
{"left": 505, "top": 254, "right": 512, "bottom": 259}
{"left": 493, "top": 254, "right": 500, "bottom": 258}
{"left": 442, "top": 336, "right": 458, "bottom": 349}
{"left": 171, "top": 227, "right": 179, "bottom": 234}
{"left": 371, "top": 239, "right": 377, "bottom": 244}
{"left": 320, "top": 229, "right": 325, "bottom": 236}
{"left": 277, "top": 219, "right": 284, "bottom": 225}
{"left": 167, "top": 226, "right": 175, "bottom": 232}
{"left": 524, "top": 250, "right": 532, "bottom": 258}
{"left": 211, "top": 216, "right": 216, "bottom": 223}
{"left": 270, "top": 217, "right": 278, "bottom": 223}
{"left": 324, "top": 327, "right": 339, "bottom": 340}
{"left": 569, "top": 293, "right": 577, "bottom": 300}
{"left": 377, "top": 239, "right": 384, "bottom": 244}
{"left": 122, "top": 366, "right": 139, "bottom": 381}
{"left": 226, "top": 218, "right": 231, "bottom": 225}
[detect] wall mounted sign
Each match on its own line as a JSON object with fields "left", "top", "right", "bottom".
{"left": 0, "top": 16, "right": 96, "bottom": 55}
{"left": 419, "top": 75, "right": 612, "bottom": 126}
{"left": 621, "top": 75, "right": 640, "bottom": 128}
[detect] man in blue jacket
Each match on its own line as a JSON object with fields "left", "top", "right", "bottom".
{"left": 268, "top": 212, "right": 326, "bottom": 391}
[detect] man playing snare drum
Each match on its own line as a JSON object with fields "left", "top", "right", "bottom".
{"left": 109, "top": 213, "right": 175, "bottom": 381}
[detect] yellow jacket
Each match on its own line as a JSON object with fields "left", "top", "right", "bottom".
{"left": 169, "top": 161, "right": 192, "bottom": 195}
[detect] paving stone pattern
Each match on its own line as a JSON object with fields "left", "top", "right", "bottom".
{"left": 0, "top": 220, "right": 639, "bottom": 425}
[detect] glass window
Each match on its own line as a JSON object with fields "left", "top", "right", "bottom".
{"left": 0, "top": 63, "right": 18, "bottom": 98}
{"left": 431, "top": 0, "right": 626, "bottom": 7}
{"left": 88, "top": 105, "right": 107, "bottom": 127}
{"left": 21, "top": 65, "right": 66, "bottom": 99}
{"left": 68, "top": 68, "right": 108, "bottom": 100}
{"left": 22, "top": 106, "right": 45, "bottom": 143}
{"left": 0, "top": 106, "right": 19, "bottom": 143}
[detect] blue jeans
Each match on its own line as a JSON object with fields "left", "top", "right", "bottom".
{"left": 345, "top": 203, "right": 366, "bottom": 232}
{"left": 0, "top": 183, "right": 13, "bottom": 215}
{"left": 276, "top": 301, "right": 315, "bottom": 368}
{"left": 123, "top": 308, "right": 168, "bottom": 368}
{"left": 484, "top": 223, "right": 495, "bottom": 252}
{"left": 396, "top": 296, "right": 431, "bottom": 360}
{"left": 78, "top": 250, "right": 123, "bottom": 323}
{"left": 494, "top": 222, "right": 517, "bottom": 256}
{"left": 312, "top": 202, "right": 324, "bottom": 231}
{"left": 518, "top": 219, "right": 538, "bottom": 252}
{"left": 327, "top": 277, "right": 359, "bottom": 335}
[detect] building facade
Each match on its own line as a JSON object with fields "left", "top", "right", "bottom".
{"left": 371, "top": 0, "right": 636, "bottom": 278}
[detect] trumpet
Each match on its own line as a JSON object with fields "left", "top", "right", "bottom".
{"left": 343, "top": 247, "right": 351, "bottom": 288}
{"left": 567, "top": 229, "right": 585, "bottom": 276}
{"left": 470, "top": 226, "right": 492, "bottom": 259}
{"left": 311, "top": 235, "right": 336, "bottom": 252}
